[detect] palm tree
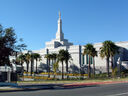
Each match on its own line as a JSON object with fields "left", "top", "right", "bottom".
{"left": 30, "top": 53, "right": 35, "bottom": 75}
{"left": 33, "top": 53, "right": 41, "bottom": 73}
{"left": 64, "top": 50, "right": 72, "bottom": 79}
{"left": 53, "top": 60, "right": 59, "bottom": 79}
{"left": 52, "top": 53, "right": 57, "bottom": 63}
{"left": 90, "top": 48, "right": 97, "bottom": 77}
{"left": 110, "top": 44, "right": 119, "bottom": 69}
{"left": 18, "top": 54, "right": 25, "bottom": 67}
{"left": 109, "top": 43, "right": 119, "bottom": 77}
{"left": 45, "top": 54, "right": 52, "bottom": 78}
{"left": 14, "top": 57, "right": 21, "bottom": 65}
{"left": 24, "top": 53, "right": 31, "bottom": 73}
{"left": 50, "top": 54, "right": 54, "bottom": 70}
{"left": 83, "top": 43, "right": 94, "bottom": 78}
{"left": 49, "top": 53, "right": 58, "bottom": 79}
{"left": 100, "top": 40, "right": 119, "bottom": 77}
{"left": 58, "top": 49, "right": 66, "bottom": 79}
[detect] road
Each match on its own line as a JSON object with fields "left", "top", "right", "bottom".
{"left": 0, "top": 83, "right": 128, "bottom": 96}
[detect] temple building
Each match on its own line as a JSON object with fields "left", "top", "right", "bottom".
{"left": 23, "top": 12, "right": 128, "bottom": 73}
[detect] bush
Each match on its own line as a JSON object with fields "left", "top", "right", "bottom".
{"left": 112, "top": 67, "right": 118, "bottom": 78}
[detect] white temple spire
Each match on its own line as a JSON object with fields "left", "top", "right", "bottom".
{"left": 56, "top": 11, "right": 64, "bottom": 41}
{"left": 45, "top": 12, "right": 73, "bottom": 49}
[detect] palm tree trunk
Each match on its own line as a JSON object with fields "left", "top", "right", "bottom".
{"left": 20, "top": 63, "right": 24, "bottom": 77}
{"left": 93, "top": 57, "right": 95, "bottom": 77}
{"left": 53, "top": 59, "right": 56, "bottom": 80}
{"left": 27, "top": 62, "right": 29, "bottom": 73}
{"left": 27, "top": 64, "right": 28, "bottom": 73}
{"left": 31, "top": 60, "right": 33, "bottom": 76}
{"left": 48, "top": 59, "right": 50, "bottom": 78}
{"left": 54, "top": 73, "right": 56, "bottom": 80}
{"left": 52, "top": 59, "right": 54, "bottom": 71}
{"left": 62, "top": 61, "right": 64, "bottom": 80}
{"left": 36, "top": 60, "right": 37, "bottom": 73}
{"left": 111, "top": 57, "right": 114, "bottom": 69}
{"left": 66, "top": 60, "right": 69, "bottom": 79}
{"left": 106, "top": 57, "right": 110, "bottom": 77}
{"left": 47, "top": 58, "right": 48, "bottom": 73}
{"left": 88, "top": 55, "right": 91, "bottom": 78}
{"left": 111, "top": 56, "right": 114, "bottom": 78}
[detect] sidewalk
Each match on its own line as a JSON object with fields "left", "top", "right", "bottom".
{"left": 0, "top": 80, "right": 128, "bottom": 92}
{"left": 0, "top": 82, "right": 55, "bottom": 92}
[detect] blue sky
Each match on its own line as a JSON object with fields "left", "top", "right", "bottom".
{"left": 0, "top": 0, "right": 128, "bottom": 50}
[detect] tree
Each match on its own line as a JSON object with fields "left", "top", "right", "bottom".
{"left": 24, "top": 53, "right": 31, "bottom": 73}
{"left": 64, "top": 50, "right": 72, "bottom": 79}
{"left": 100, "top": 40, "right": 119, "bottom": 77}
{"left": 83, "top": 43, "right": 94, "bottom": 78}
{"left": 50, "top": 54, "right": 54, "bottom": 69}
{"left": 18, "top": 54, "right": 25, "bottom": 67}
{"left": 52, "top": 53, "right": 57, "bottom": 63}
{"left": 90, "top": 48, "right": 97, "bottom": 77}
{"left": 45, "top": 54, "right": 52, "bottom": 78}
{"left": 0, "top": 24, "right": 26, "bottom": 66}
{"left": 16, "top": 54, "right": 26, "bottom": 77}
{"left": 58, "top": 49, "right": 66, "bottom": 79}
{"left": 50, "top": 53, "right": 58, "bottom": 79}
{"left": 53, "top": 60, "right": 59, "bottom": 79}
{"left": 0, "top": 25, "right": 16, "bottom": 66}
{"left": 33, "top": 53, "right": 41, "bottom": 73}
{"left": 30, "top": 53, "right": 35, "bottom": 75}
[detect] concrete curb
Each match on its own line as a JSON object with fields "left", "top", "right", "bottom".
{"left": 63, "top": 81, "right": 128, "bottom": 87}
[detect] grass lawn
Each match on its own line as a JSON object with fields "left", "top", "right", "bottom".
{"left": 17, "top": 77, "right": 128, "bottom": 85}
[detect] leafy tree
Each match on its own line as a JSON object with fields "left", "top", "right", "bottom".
{"left": 15, "top": 38, "right": 27, "bottom": 53}
{"left": 0, "top": 24, "right": 26, "bottom": 66}
{"left": 0, "top": 25, "right": 16, "bottom": 66}
{"left": 100, "top": 40, "right": 119, "bottom": 77}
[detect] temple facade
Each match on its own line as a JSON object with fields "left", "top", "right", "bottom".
{"left": 23, "top": 12, "right": 128, "bottom": 73}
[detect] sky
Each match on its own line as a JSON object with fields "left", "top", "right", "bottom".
{"left": 0, "top": 0, "right": 128, "bottom": 50}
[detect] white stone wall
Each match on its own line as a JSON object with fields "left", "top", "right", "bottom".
{"left": 10, "top": 41, "right": 128, "bottom": 73}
